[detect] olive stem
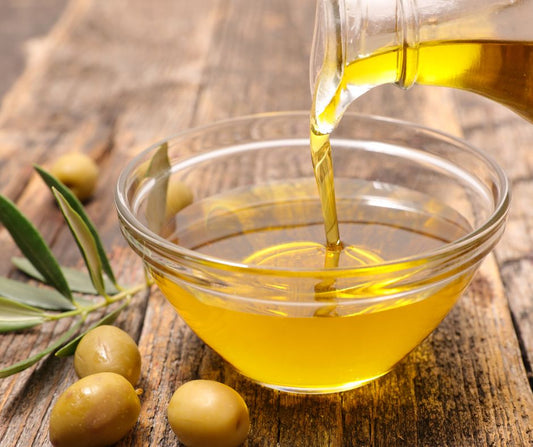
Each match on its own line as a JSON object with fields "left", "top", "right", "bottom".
{"left": 44, "top": 281, "right": 149, "bottom": 321}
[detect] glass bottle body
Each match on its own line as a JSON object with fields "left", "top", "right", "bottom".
{"left": 311, "top": 0, "right": 533, "bottom": 133}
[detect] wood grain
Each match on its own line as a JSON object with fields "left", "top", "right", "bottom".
{"left": 0, "top": 0, "right": 68, "bottom": 98}
{"left": 0, "top": 0, "right": 531, "bottom": 446}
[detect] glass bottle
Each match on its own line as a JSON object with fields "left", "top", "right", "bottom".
{"left": 311, "top": 0, "right": 533, "bottom": 133}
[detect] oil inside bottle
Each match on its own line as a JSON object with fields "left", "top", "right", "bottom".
{"left": 313, "top": 40, "right": 533, "bottom": 134}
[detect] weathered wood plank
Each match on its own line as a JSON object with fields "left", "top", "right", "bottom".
{"left": 451, "top": 89, "right": 533, "bottom": 386}
{"left": 0, "top": 0, "right": 531, "bottom": 446}
{"left": 0, "top": 0, "right": 68, "bottom": 98}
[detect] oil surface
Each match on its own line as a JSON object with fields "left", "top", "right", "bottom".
{"left": 172, "top": 179, "right": 470, "bottom": 268}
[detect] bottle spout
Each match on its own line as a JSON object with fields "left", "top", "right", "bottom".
{"left": 310, "top": 0, "right": 415, "bottom": 132}
{"left": 310, "top": 0, "right": 346, "bottom": 134}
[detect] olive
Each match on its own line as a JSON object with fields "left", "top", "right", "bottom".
{"left": 50, "top": 152, "right": 99, "bottom": 201}
{"left": 165, "top": 177, "right": 193, "bottom": 218}
{"left": 49, "top": 372, "right": 141, "bottom": 447}
{"left": 74, "top": 325, "right": 141, "bottom": 385}
{"left": 167, "top": 380, "right": 250, "bottom": 447}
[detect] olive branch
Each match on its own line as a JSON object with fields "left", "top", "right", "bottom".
{"left": 0, "top": 165, "right": 150, "bottom": 378}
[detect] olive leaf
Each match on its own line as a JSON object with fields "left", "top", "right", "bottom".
{"left": 34, "top": 165, "right": 119, "bottom": 288}
{"left": 145, "top": 142, "right": 170, "bottom": 234}
{"left": 55, "top": 300, "right": 129, "bottom": 358}
{"left": 0, "top": 277, "right": 75, "bottom": 311}
{"left": 52, "top": 189, "right": 106, "bottom": 297}
{"left": 12, "top": 256, "right": 119, "bottom": 295}
{"left": 0, "top": 195, "right": 72, "bottom": 301}
{"left": 0, "top": 319, "right": 83, "bottom": 378}
{"left": 0, "top": 320, "right": 43, "bottom": 333}
{"left": 0, "top": 297, "right": 46, "bottom": 332}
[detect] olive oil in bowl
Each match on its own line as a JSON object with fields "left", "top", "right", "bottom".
{"left": 155, "top": 177, "right": 474, "bottom": 391}
{"left": 116, "top": 113, "right": 508, "bottom": 393}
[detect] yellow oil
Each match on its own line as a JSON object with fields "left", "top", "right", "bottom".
{"left": 153, "top": 180, "right": 475, "bottom": 391}
{"left": 152, "top": 40, "right": 523, "bottom": 391}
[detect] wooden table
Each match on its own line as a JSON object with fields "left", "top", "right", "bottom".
{"left": 1, "top": 1, "right": 532, "bottom": 445}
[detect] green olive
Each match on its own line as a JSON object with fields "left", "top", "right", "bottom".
{"left": 74, "top": 325, "right": 141, "bottom": 385}
{"left": 165, "top": 177, "right": 193, "bottom": 218}
{"left": 167, "top": 380, "right": 250, "bottom": 447}
{"left": 49, "top": 372, "right": 141, "bottom": 447}
{"left": 50, "top": 152, "right": 99, "bottom": 201}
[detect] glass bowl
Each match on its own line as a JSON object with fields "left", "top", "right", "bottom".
{"left": 115, "top": 111, "right": 509, "bottom": 394}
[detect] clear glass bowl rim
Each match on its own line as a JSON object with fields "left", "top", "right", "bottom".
{"left": 115, "top": 111, "right": 510, "bottom": 279}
